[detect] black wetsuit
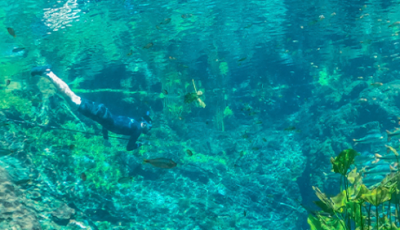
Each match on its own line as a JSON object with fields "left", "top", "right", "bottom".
{"left": 78, "top": 99, "right": 143, "bottom": 151}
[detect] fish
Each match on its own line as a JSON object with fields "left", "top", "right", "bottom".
{"left": 385, "top": 145, "right": 399, "bottom": 156}
{"left": 353, "top": 133, "right": 384, "bottom": 144}
{"left": 127, "top": 50, "right": 133, "bottom": 56}
{"left": 389, "top": 21, "right": 400, "bottom": 27}
{"left": 238, "top": 57, "right": 247, "bottom": 62}
{"left": 143, "top": 42, "right": 153, "bottom": 49}
{"left": 69, "top": 144, "right": 75, "bottom": 150}
{"left": 181, "top": 14, "right": 193, "bottom": 19}
{"left": 243, "top": 211, "right": 246, "bottom": 217}
{"left": 118, "top": 176, "right": 133, "bottom": 184}
{"left": 7, "top": 27, "right": 16, "bottom": 38}
{"left": 81, "top": 173, "right": 87, "bottom": 181}
{"left": 186, "top": 150, "right": 193, "bottom": 156}
{"left": 284, "top": 126, "right": 300, "bottom": 132}
{"left": 255, "top": 121, "right": 263, "bottom": 124}
{"left": 12, "top": 48, "right": 25, "bottom": 53}
{"left": 163, "top": 89, "right": 168, "bottom": 95}
{"left": 5, "top": 80, "right": 10, "bottom": 86}
{"left": 15, "top": 179, "right": 32, "bottom": 185}
{"left": 386, "top": 129, "right": 400, "bottom": 141}
{"left": 262, "top": 138, "right": 267, "bottom": 142}
{"left": 370, "top": 82, "right": 383, "bottom": 87}
{"left": 160, "top": 18, "right": 171, "bottom": 25}
{"left": 144, "top": 158, "right": 177, "bottom": 169}
{"left": 0, "top": 149, "right": 14, "bottom": 156}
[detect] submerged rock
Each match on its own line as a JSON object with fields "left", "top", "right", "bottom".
{"left": 0, "top": 166, "right": 41, "bottom": 230}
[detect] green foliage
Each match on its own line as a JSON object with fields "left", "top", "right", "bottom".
{"left": 184, "top": 93, "right": 198, "bottom": 104}
{"left": 360, "top": 186, "right": 392, "bottom": 206}
{"left": 308, "top": 214, "right": 345, "bottom": 230}
{"left": 309, "top": 148, "right": 400, "bottom": 230}
{"left": 318, "top": 69, "right": 330, "bottom": 86}
{"left": 331, "top": 149, "right": 358, "bottom": 176}
{"left": 223, "top": 106, "right": 233, "bottom": 118}
{"left": 219, "top": 62, "right": 229, "bottom": 75}
{"left": 0, "top": 90, "right": 32, "bottom": 116}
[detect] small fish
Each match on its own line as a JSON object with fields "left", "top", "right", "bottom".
{"left": 168, "top": 56, "right": 176, "bottom": 60}
{"left": 262, "top": 138, "right": 267, "bottom": 142}
{"left": 186, "top": 150, "right": 193, "bottom": 156}
{"left": 370, "top": 82, "right": 383, "bottom": 87}
{"left": 5, "top": 80, "right": 10, "bottom": 86}
{"left": 243, "top": 211, "right": 246, "bottom": 217}
{"left": 7, "top": 27, "right": 16, "bottom": 38}
{"left": 252, "top": 147, "right": 260, "bottom": 151}
{"left": 127, "top": 50, "right": 133, "bottom": 56}
{"left": 386, "top": 129, "right": 400, "bottom": 141}
{"left": 242, "top": 133, "right": 249, "bottom": 139}
{"left": 12, "top": 47, "right": 25, "bottom": 53}
{"left": 181, "top": 14, "right": 193, "bottom": 19}
{"left": 31, "top": 99, "right": 43, "bottom": 103}
{"left": 143, "top": 42, "right": 153, "bottom": 49}
{"left": 243, "top": 24, "right": 252, "bottom": 29}
{"left": 144, "top": 158, "right": 177, "bottom": 169}
{"left": 81, "top": 173, "right": 87, "bottom": 181}
{"left": 118, "top": 176, "right": 133, "bottom": 184}
{"left": 163, "top": 89, "right": 168, "bottom": 95}
{"left": 238, "top": 57, "right": 247, "bottom": 62}
{"left": 0, "top": 123, "right": 9, "bottom": 127}
{"left": 160, "top": 18, "right": 171, "bottom": 25}
{"left": 69, "top": 144, "right": 75, "bottom": 150}
{"left": 284, "top": 126, "right": 297, "bottom": 131}
{"left": 0, "top": 149, "right": 14, "bottom": 156}
{"left": 255, "top": 121, "right": 263, "bottom": 124}
{"left": 156, "top": 25, "right": 161, "bottom": 30}
{"left": 385, "top": 145, "right": 399, "bottom": 157}
{"left": 389, "top": 21, "right": 400, "bottom": 27}
{"left": 375, "top": 153, "right": 382, "bottom": 158}
{"left": 15, "top": 179, "right": 32, "bottom": 185}
{"left": 353, "top": 133, "right": 383, "bottom": 144}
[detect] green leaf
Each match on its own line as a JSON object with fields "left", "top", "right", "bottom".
{"left": 361, "top": 186, "right": 392, "bottom": 206}
{"left": 330, "top": 190, "right": 347, "bottom": 212}
{"left": 346, "top": 201, "right": 363, "bottom": 227}
{"left": 347, "top": 168, "right": 361, "bottom": 184}
{"left": 307, "top": 214, "right": 346, "bottom": 230}
{"left": 332, "top": 149, "right": 359, "bottom": 175}
{"left": 307, "top": 214, "right": 322, "bottom": 230}
{"left": 314, "top": 201, "right": 334, "bottom": 214}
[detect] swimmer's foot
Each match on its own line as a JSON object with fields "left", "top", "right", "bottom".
{"left": 31, "top": 65, "right": 51, "bottom": 76}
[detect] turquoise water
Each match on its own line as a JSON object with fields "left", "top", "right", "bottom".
{"left": 2, "top": 0, "right": 400, "bottom": 229}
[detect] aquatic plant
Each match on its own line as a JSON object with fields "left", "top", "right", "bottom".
{"left": 308, "top": 148, "right": 400, "bottom": 230}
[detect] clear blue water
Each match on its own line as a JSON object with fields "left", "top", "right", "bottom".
{"left": 1, "top": 0, "right": 400, "bottom": 229}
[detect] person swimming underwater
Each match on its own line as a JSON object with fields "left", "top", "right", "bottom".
{"left": 31, "top": 66, "right": 152, "bottom": 151}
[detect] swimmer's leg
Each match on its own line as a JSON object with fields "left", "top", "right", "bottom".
{"left": 32, "top": 66, "right": 81, "bottom": 110}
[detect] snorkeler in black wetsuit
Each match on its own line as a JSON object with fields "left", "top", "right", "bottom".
{"left": 31, "top": 66, "right": 152, "bottom": 151}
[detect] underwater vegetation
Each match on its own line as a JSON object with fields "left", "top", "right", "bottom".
{"left": 309, "top": 149, "right": 400, "bottom": 230}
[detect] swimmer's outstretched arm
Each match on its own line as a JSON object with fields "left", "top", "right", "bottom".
{"left": 31, "top": 66, "right": 81, "bottom": 110}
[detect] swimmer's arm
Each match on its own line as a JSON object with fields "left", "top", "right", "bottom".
{"left": 127, "top": 133, "right": 140, "bottom": 151}
{"left": 102, "top": 127, "right": 109, "bottom": 140}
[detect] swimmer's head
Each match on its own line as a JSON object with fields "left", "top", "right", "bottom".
{"left": 141, "top": 112, "right": 152, "bottom": 134}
